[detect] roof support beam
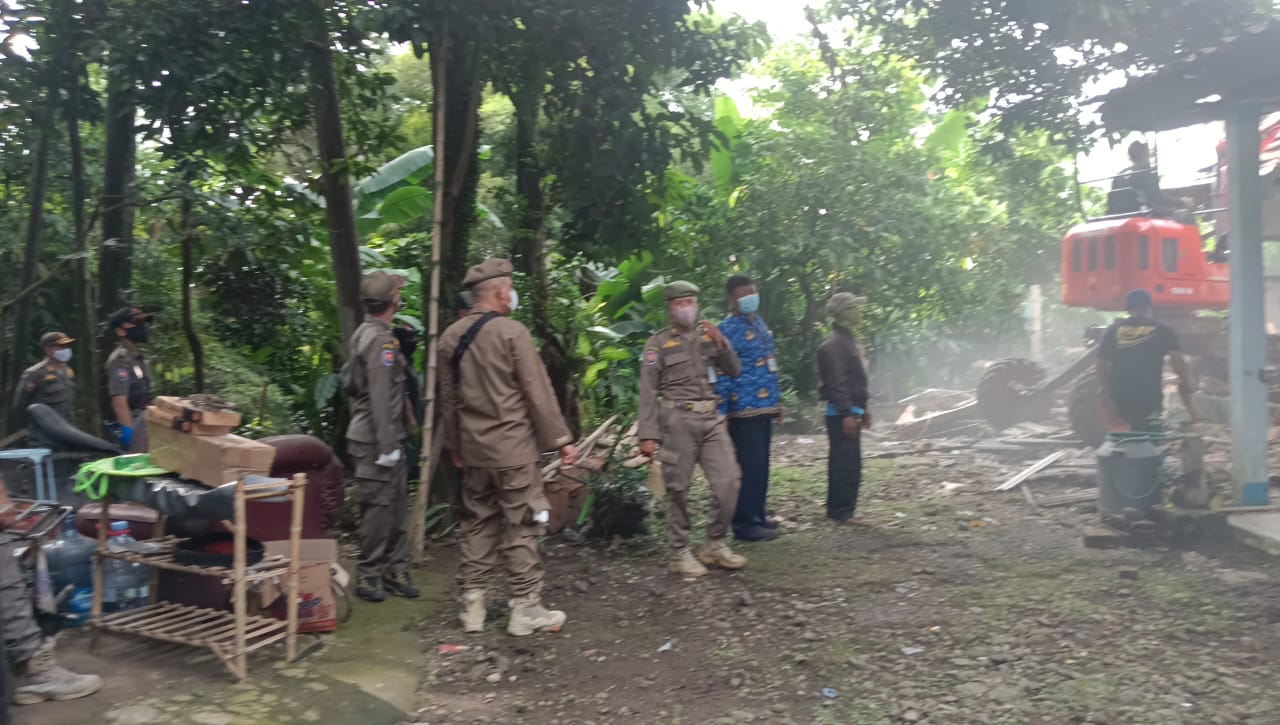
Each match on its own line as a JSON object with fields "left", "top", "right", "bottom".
{"left": 1226, "top": 104, "right": 1270, "bottom": 506}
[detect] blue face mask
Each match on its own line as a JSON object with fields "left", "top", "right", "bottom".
{"left": 737, "top": 293, "right": 761, "bottom": 315}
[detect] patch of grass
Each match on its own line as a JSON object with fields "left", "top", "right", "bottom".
{"left": 812, "top": 699, "right": 894, "bottom": 725}
{"left": 705, "top": 645, "right": 748, "bottom": 666}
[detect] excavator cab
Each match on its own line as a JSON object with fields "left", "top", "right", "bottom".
{"left": 1060, "top": 216, "right": 1230, "bottom": 313}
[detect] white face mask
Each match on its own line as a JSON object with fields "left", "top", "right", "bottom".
{"left": 53, "top": 348, "right": 73, "bottom": 363}
{"left": 507, "top": 288, "right": 520, "bottom": 313}
{"left": 673, "top": 306, "right": 698, "bottom": 328}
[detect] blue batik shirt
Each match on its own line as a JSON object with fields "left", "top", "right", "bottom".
{"left": 716, "top": 314, "right": 781, "bottom": 418}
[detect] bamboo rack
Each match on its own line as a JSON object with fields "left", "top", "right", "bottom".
{"left": 89, "top": 473, "right": 307, "bottom": 681}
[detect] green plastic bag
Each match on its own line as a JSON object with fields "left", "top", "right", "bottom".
{"left": 74, "top": 454, "right": 171, "bottom": 500}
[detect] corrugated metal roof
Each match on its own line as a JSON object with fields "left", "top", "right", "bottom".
{"left": 1099, "top": 16, "right": 1280, "bottom": 132}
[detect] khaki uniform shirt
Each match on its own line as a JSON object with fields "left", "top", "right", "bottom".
{"left": 345, "top": 318, "right": 408, "bottom": 453}
{"left": 13, "top": 360, "right": 77, "bottom": 423}
{"left": 105, "top": 344, "right": 153, "bottom": 418}
{"left": 439, "top": 311, "right": 572, "bottom": 469}
{"left": 637, "top": 326, "right": 742, "bottom": 442}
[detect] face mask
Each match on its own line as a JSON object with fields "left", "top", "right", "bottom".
{"left": 126, "top": 324, "right": 149, "bottom": 344}
{"left": 673, "top": 306, "right": 698, "bottom": 328}
{"left": 507, "top": 288, "right": 520, "bottom": 313}
{"left": 737, "top": 293, "right": 761, "bottom": 315}
{"left": 836, "top": 310, "right": 860, "bottom": 328}
{"left": 53, "top": 348, "right": 73, "bottom": 363}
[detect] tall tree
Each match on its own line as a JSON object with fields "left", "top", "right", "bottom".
{"left": 305, "top": 0, "right": 364, "bottom": 345}
{"left": 835, "top": 0, "right": 1273, "bottom": 146}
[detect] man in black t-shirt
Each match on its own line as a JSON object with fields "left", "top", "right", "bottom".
{"left": 1097, "top": 289, "right": 1198, "bottom": 432}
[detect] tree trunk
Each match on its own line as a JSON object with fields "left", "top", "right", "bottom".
{"left": 306, "top": 0, "right": 363, "bottom": 346}
{"left": 180, "top": 177, "right": 205, "bottom": 391}
{"left": 512, "top": 81, "right": 545, "bottom": 278}
{"left": 97, "top": 81, "right": 137, "bottom": 319}
{"left": 67, "top": 68, "right": 101, "bottom": 430}
{"left": 441, "top": 42, "right": 483, "bottom": 295}
{"left": 510, "top": 82, "right": 578, "bottom": 432}
{"left": 10, "top": 122, "right": 53, "bottom": 424}
{"left": 411, "top": 28, "right": 450, "bottom": 565}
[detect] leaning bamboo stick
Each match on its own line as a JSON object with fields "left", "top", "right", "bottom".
{"left": 286, "top": 473, "right": 305, "bottom": 662}
{"left": 232, "top": 477, "right": 248, "bottom": 681}
{"left": 410, "top": 21, "right": 450, "bottom": 566}
{"left": 90, "top": 496, "right": 110, "bottom": 653}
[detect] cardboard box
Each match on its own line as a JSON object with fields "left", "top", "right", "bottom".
{"left": 149, "top": 419, "right": 276, "bottom": 486}
{"left": 261, "top": 539, "right": 339, "bottom": 633}
{"left": 145, "top": 407, "right": 235, "bottom": 436}
{"left": 154, "top": 395, "right": 243, "bottom": 430}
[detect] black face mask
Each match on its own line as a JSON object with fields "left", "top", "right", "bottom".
{"left": 126, "top": 324, "right": 149, "bottom": 344}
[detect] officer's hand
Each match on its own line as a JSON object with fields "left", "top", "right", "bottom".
{"left": 375, "top": 449, "right": 403, "bottom": 468}
{"left": 841, "top": 416, "right": 860, "bottom": 439}
{"left": 698, "top": 322, "right": 727, "bottom": 349}
{"left": 451, "top": 449, "right": 464, "bottom": 468}
{"left": 639, "top": 439, "right": 658, "bottom": 458}
{"left": 119, "top": 425, "right": 133, "bottom": 448}
{"left": 560, "top": 444, "right": 580, "bottom": 468}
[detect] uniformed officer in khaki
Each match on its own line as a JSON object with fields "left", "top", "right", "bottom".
{"left": 12, "top": 331, "right": 78, "bottom": 430}
{"left": 638, "top": 281, "right": 747, "bottom": 577}
{"left": 440, "top": 258, "right": 579, "bottom": 636}
{"left": 106, "top": 306, "right": 155, "bottom": 452}
{"left": 346, "top": 271, "right": 418, "bottom": 603}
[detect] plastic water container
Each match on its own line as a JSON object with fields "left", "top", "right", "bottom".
{"left": 103, "top": 521, "right": 149, "bottom": 613}
{"left": 44, "top": 515, "right": 95, "bottom": 600}
{"left": 1096, "top": 434, "right": 1165, "bottom": 517}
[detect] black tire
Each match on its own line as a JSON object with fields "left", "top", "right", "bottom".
{"left": 977, "top": 358, "right": 1048, "bottom": 431}
{"left": 1068, "top": 371, "right": 1106, "bottom": 448}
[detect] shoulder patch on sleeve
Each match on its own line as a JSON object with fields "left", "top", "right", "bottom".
{"left": 115, "top": 368, "right": 129, "bottom": 381}
{"left": 381, "top": 349, "right": 396, "bottom": 367}
{"left": 643, "top": 349, "right": 659, "bottom": 366}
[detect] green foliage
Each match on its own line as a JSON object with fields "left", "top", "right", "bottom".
{"left": 834, "top": 0, "right": 1273, "bottom": 147}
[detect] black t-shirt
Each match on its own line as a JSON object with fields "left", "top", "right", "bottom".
{"left": 1098, "top": 316, "right": 1181, "bottom": 415}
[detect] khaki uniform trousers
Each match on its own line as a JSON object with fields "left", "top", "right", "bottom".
{"left": 656, "top": 408, "right": 742, "bottom": 551}
{"left": 349, "top": 441, "right": 410, "bottom": 581}
{"left": 458, "top": 463, "right": 551, "bottom": 598}
{"left": 0, "top": 541, "right": 42, "bottom": 665}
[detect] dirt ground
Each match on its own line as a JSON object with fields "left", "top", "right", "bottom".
{"left": 407, "top": 434, "right": 1280, "bottom": 725}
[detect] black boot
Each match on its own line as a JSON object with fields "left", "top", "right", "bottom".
{"left": 383, "top": 572, "right": 420, "bottom": 599}
{"left": 356, "top": 577, "right": 386, "bottom": 603}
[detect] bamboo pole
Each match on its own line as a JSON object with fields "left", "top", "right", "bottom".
{"left": 89, "top": 496, "right": 110, "bottom": 652}
{"left": 410, "top": 23, "right": 448, "bottom": 565}
{"left": 232, "top": 477, "right": 247, "bottom": 681}
{"left": 286, "top": 473, "right": 305, "bottom": 662}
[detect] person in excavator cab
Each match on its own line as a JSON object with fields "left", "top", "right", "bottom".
{"left": 1109, "top": 141, "right": 1195, "bottom": 223}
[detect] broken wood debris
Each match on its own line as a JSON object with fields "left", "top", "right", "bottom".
{"left": 994, "top": 450, "right": 1070, "bottom": 492}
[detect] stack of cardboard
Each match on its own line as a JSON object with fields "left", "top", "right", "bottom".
{"left": 148, "top": 397, "right": 275, "bottom": 487}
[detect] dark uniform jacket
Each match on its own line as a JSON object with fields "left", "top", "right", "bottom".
{"left": 637, "top": 326, "right": 742, "bottom": 442}
{"left": 817, "top": 327, "right": 869, "bottom": 415}
{"left": 439, "top": 312, "right": 572, "bottom": 469}
{"left": 105, "top": 344, "right": 153, "bottom": 418}
{"left": 346, "top": 318, "right": 408, "bottom": 455}
{"left": 13, "top": 360, "right": 77, "bottom": 423}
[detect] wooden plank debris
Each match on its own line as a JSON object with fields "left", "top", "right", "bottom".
{"left": 1037, "top": 490, "right": 1099, "bottom": 508}
{"left": 994, "top": 450, "right": 1070, "bottom": 492}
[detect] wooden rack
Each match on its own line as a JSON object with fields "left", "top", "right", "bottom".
{"left": 90, "top": 473, "right": 307, "bottom": 681}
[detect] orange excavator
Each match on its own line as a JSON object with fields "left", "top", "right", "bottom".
{"left": 977, "top": 116, "right": 1280, "bottom": 445}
